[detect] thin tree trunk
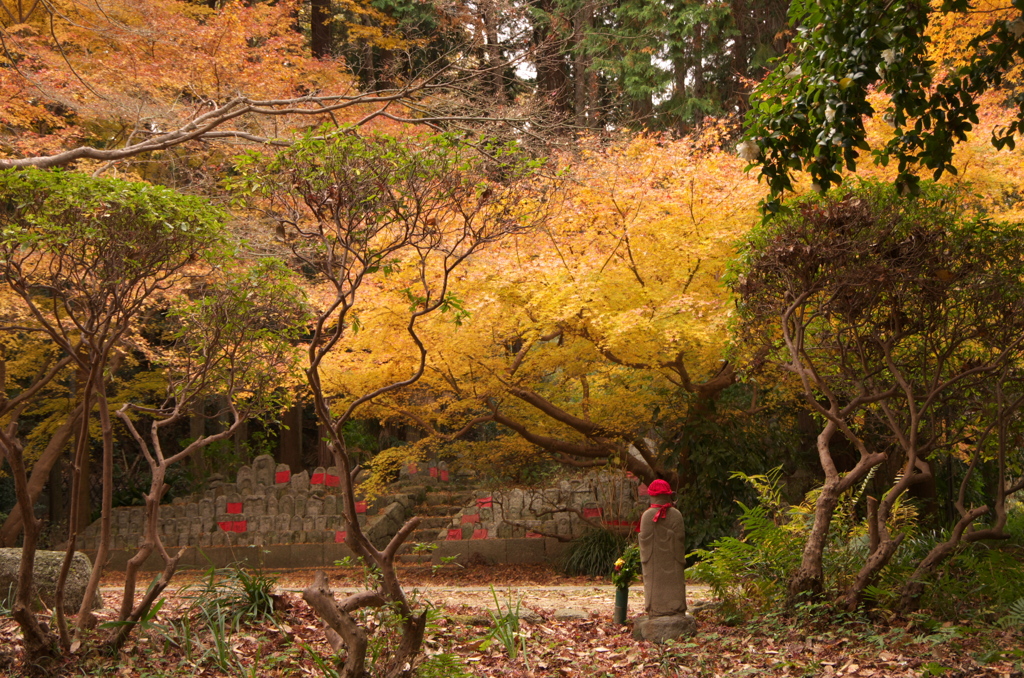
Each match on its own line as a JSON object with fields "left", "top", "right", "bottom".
{"left": 105, "top": 461, "right": 183, "bottom": 652}
{"left": 0, "top": 405, "right": 82, "bottom": 546}
{"left": 278, "top": 403, "right": 303, "bottom": 471}
{"left": 47, "top": 456, "right": 62, "bottom": 524}
{"left": 75, "top": 442, "right": 90, "bottom": 533}
{"left": 74, "top": 368, "right": 92, "bottom": 534}
{"left": 106, "top": 399, "right": 246, "bottom": 650}
{"left": 74, "top": 392, "right": 115, "bottom": 632}
{"left": 55, "top": 367, "right": 98, "bottom": 648}
{"left": 318, "top": 420, "right": 331, "bottom": 468}
{"left": 311, "top": 0, "right": 332, "bottom": 58}
{"left": 788, "top": 477, "right": 840, "bottom": 602}
{"left": 119, "top": 467, "right": 165, "bottom": 623}
{"left": 842, "top": 532, "right": 904, "bottom": 611}
{"left": 6, "top": 435, "right": 59, "bottom": 663}
{"left": 897, "top": 506, "right": 989, "bottom": 612}
{"left": 691, "top": 24, "right": 705, "bottom": 126}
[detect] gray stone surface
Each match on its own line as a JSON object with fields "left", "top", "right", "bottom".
{"left": 290, "top": 470, "right": 309, "bottom": 493}
{"left": 253, "top": 454, "right": 275, "bottom": 486}
{"left": 553, "top": 608, "right": 587, "bottom": 621}
{"left": 236, "top": 464, "right": 253, "bottom": 487}
{"left": 364, "top": 501, "right": 407, "bottom": 550}
{"left": 518, "top": 608, "right": 543, "bottom": 624}
{"left": 0, "top": 548, "right": 97, "bottom": 612}
{"left": 631, "top": 614, "right": 697, "bottom": 643}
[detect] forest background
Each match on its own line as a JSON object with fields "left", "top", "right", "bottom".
{"left": 2, "top": 0, "right": 1024, "bottom": 675}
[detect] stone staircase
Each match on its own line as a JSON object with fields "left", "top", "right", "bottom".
{"left": 394, "top": 487, "right": 479, "bottom": 565}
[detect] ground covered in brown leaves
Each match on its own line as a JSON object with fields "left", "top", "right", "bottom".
{"left": 1, "top": 564, "right": 1021, "bottom": 677}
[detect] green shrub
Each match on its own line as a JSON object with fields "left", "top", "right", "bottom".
{"left": 689, "top": 501, "right": 803, "bottom": 618}
{"left": 560, "top": 528, "right": 627, "bottom": 577}
{"left": 691, "top": 468, "right": 1024, "bottom": 624}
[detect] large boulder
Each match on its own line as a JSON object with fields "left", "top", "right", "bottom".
{"left": 0, "top": 548, "right": 98, "bottom": 612}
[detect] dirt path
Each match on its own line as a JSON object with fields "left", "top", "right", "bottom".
{"left": 285, "top": 583, "right": 712, "bottom": 616}
{"left": 96, "top": 565, "right": 714, "bottom": 618}
{"left": 94, "top": 583, "right": 714, "bottom": 618}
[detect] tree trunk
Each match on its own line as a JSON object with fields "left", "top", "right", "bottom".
{"left": 47, "top": 456, "right": 62, "bottom": 525}
{"left": 0, "top": 406, "right": 82, "bottom": 546}
{"left": 318, "top": 420, "right": 332, "bottom": 468}
{"left": 573, "top": 0, "right": 594, "bottom": 128}
{"left": 105, "top": 462, "right": 183, "bottom": 652}
{"left": 533, "top": 1, "right": 571, "bottom": 113}
{"left": 74, "top": 392, "right": 115, "bottom": 632}
{"left": 311, "top": 0, "right": 333, "bottom": 59}
{"left": 5, "top": 435, "right": 59, "bottom": 664}
{"left": 787, "top": 476, "right": 840, "bottom": 603}
{"left": 842, "top": 533, "right": 904, "bottom": 611}
{"left": 727, "top": 0, "right": 750, "bottom": 111}
{"left": 483, "top": 2, "right": 506, "bottom": 102}
{"left": 75, "top": 445, "right": 91, "bottom": 533}
{"left": 278, "top": 403, "right": 304, "bottom": 471}
{"left": 55, "top": 367, "right": 99, "bottom": 647}
{"left": 690, "top": 24, "right": 705, "bottom": 126}
{"left": 303, "top": 572, "right": 384, "bottom": 678}
{"left": 106, "top": 398, "right": 249, "bottom": 651}
{"left": 74, "top": 368, "right": 92, "bottom": 534}
{"left": 234, "top": 418, "right": 249, "bottom": 459}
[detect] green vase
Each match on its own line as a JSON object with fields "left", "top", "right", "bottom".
{"left": 613, "top": 586, "right": 629, "bottom": 625}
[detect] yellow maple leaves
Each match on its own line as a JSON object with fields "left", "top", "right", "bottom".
{"left": 321, "top": 130, "right": 768, "bottom": 479}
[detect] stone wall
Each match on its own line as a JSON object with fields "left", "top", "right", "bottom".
{"left": 79, "top": 455, "right": 410, "bottom": 554}
{"left": 435, "top": 471, "right": 646, "bottom": 543}
{"left": 85, "top": 458, "right": 646, "bottom": 570}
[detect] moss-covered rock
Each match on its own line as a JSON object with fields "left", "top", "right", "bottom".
{"left": 0, "top": 548, "right": 97, "bottom": 612}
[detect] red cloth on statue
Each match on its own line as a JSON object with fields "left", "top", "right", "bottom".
{"left": 650, "top": 502, "right": 673, "bottom": 523}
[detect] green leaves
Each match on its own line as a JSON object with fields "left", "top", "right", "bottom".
{"left": 439, "top": 292, "right": 469, "bottom": 326}
{"left": 0, "top": 168, "right": 225, "bottom": 277}
{"left": 166, "top": 258, "right": 308, "bottom": 411}
{"left": 0, "top": 167, "right": 228, "bottom": 359}
{"left": 738, "top": 0, "right": 1019, "bottom": 212}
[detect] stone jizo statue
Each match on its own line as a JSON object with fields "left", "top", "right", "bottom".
{"left": 633, "top": 479, "right": 697, "bottom": 643}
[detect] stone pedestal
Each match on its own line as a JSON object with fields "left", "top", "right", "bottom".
{"left": 631, "top": 614, "right": 697, "bottom": 643}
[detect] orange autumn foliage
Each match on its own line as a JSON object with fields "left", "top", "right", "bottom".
{"left": 0, "top": 0, "right": 357, "bottom": 161}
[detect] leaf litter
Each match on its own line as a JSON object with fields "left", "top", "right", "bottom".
{"left": 1, "top": 563, "right": 1020, "bottom": 676}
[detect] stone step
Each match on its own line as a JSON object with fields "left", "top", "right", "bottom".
{"left": 407, "top": 528, "right": 438, "bottom": 542}
{"left": 396, "top": 553, "right": 433, "bottom": 565}
{"left": 416, "top": 516, "right": 450, "bottom": 529}
{"left": 423, "top": 492, "right": 476, "bottom": 507}
{"left": 416, "top": 505, "right": 463, "bottom": 517}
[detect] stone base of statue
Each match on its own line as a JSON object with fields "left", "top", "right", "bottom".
{"left": 631, "top": 613, "right": 697, "bottom": 643}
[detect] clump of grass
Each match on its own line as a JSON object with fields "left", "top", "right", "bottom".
{"left": 561, "top": 528, "right": 627, "bottom": 577}
{"left": 185, "top": 563, "right": 279, "bottom": 631}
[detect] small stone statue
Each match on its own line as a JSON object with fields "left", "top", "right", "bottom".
{"left": 633, "top": 479, "right": 697, "bottom": 643}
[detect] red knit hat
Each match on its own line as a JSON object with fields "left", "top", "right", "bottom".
{"left": 647, "top": 479, "right": 673, "bottom": 496}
